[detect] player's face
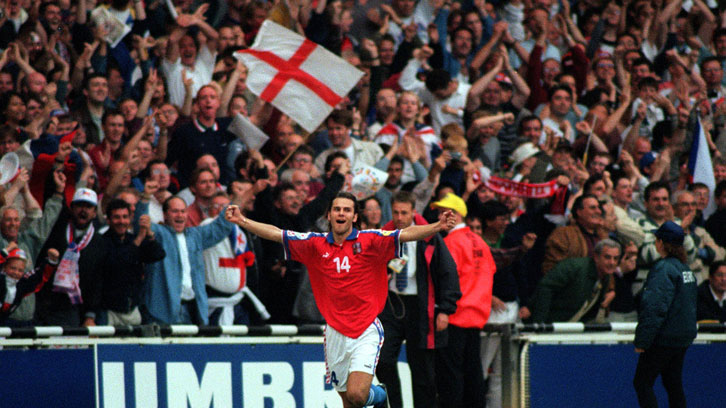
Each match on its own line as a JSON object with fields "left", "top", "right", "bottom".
{"left": 327, "top": 197, "right": 358, "bottom": 236}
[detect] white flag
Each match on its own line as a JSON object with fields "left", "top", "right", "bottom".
{"left": 228, "top": 113, "right": 270, "bottom": 151}
{"left": 235, "top": 20, "right": 364, "bottom": 133}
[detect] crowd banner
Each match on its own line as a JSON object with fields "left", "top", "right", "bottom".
{"left": 235, "top": 21, "right": 364, "bottom": 133}
{"left": 485, "top": 176, "right": 560, "bottom": 199}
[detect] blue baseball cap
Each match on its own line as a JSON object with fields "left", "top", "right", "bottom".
{"left": 639, "top": 152, "right": 657, "bottom": 171}
{"left": 651, "top": 220, "right": 685, "bottom": 245}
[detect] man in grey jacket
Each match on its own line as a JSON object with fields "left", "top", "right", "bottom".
{"left": 0, "top": 170, "right": 65, "bottom": 324}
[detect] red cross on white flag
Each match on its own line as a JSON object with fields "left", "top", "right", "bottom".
{"left": 235, "top": 20, "right": 364, "bottom": 133}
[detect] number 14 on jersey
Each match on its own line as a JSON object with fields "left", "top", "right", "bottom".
{"left": 333, "top": 256, "right": 350, "bottom": 274}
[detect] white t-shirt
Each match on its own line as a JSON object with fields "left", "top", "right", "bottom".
{"left": 162, "top": 44, "right": 216, "bottom": 107}
{"left": 176, "top": 232, "right": 195, "bottom": 300}
{"left": 399, "top": 58, "right": 471, "bottom": 135}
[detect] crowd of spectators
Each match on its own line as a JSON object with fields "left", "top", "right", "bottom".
{"left": 1, "top": 0, "right": 726, "bottom": 402}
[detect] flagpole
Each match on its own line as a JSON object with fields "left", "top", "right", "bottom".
{"left": 275, "top": 130, "right": 313, "bottom": 172}
{"left": 582, "top": 116, "right": 597, "bottom": 167}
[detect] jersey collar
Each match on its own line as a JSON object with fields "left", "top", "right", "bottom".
{"left": 326, "top": 228, "right": 360, "bottom": 244}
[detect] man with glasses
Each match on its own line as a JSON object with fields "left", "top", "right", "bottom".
{"left": 290, "top": 145, "right": 324, "bottom": 198}
{"left": 702, "top": 57, "right": 726, "bottom": 109}
{"left": 672, "top": 190, "right": 725, "bottom": 283}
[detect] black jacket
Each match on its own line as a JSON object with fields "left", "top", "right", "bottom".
{"left": 696, "top": 280, "right": 726, "bottom": 323}
{"left": 35, "top": 213, "right": 108, "bottom": 325}
{"left": 381, "top": 224, "right": 462, "bottom": 349}
{"left": 100, "top": 230, "right": 166, "bottom": 313}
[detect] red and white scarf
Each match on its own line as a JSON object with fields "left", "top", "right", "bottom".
{"left": 52, "top": 224, "right": 95, "bottom": 304}
{"left": 485, "top": 176, "right": 560, "bottom": 199}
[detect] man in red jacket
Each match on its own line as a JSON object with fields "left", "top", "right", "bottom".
{"left": 431, "top": 193, "right": 497, "bottom": 408}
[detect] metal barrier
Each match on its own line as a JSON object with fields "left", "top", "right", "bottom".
{"left": 486, "top": 322, "right": 726, "bottom": 408}
{"left": 1, "top": 323, "right": 725, "bottom": 407}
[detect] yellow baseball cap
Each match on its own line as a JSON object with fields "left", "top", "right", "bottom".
{"left": 431, "top": 193, "right": 467, "bottom": 217}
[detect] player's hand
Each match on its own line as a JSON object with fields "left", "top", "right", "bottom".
{"left": 225, "top": 205, "right": 245, "bottom": 225}
{"left": 438, "top": 209, "right": 456, "bottom": 231}
{"left": 635, "top": 347, "right": 644, "bottom": 353}
{"left": 435, "top": 313, "right": 449, "bottom": 332}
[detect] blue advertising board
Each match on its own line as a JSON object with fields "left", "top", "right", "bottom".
{"left": 0, "top": 342, "right": 414, "bottom": 408}
{"left": 97, "top": 343, "right": 339, "bottom": 408}
{"left": 3, "top": 340, "right": 724, "bottom": 407}
{"left": 528, "top": 343, "right": 726, "bottom": 407}
{"left": 1, "top": 348, "right": 95, "bottom": 407}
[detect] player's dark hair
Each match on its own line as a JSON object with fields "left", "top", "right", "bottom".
{"left": 327, "top": 191, "right": 359, "bottom": 215}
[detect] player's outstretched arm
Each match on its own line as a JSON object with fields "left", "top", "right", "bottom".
{"left": 399, "top": 210, "right": 457, "bottom": 242}
{"left": 225, "top": 205, "right": 283, "bottom": 243}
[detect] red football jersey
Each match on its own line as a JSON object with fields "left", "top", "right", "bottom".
{"left": 283, "top": 228, "right": 401, "bottom": 338}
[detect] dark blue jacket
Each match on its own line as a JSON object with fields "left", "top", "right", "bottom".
{"left": 635, "top": 257, "right": 697, "bottom": 349}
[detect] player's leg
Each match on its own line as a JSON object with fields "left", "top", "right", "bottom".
{"left": 328, "top": 320, "right": 388, "bottom": 407}
{"left": 341, "top": 371, "right": 378, "bottom": 407}
{"left": 346, "top": 319, "right": 388, "bottom": 407}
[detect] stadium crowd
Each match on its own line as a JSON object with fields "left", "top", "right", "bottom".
{"left": 1, "top": 0, "right": 726, "bottom": 405}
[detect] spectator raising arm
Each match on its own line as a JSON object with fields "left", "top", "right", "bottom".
{"left": 466, "top": 51, "right": 504, "bottom": 112}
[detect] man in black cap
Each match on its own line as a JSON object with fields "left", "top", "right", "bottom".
{"left": 633, "top": 220, "right": 697, "bottom": 408}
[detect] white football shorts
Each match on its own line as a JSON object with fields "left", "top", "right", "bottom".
{"left": 324, "top": 318, "right": 384, "bottom": 392}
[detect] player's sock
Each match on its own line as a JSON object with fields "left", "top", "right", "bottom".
{"left": 366, "top": 384, "right": 386, "bottom": 406}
